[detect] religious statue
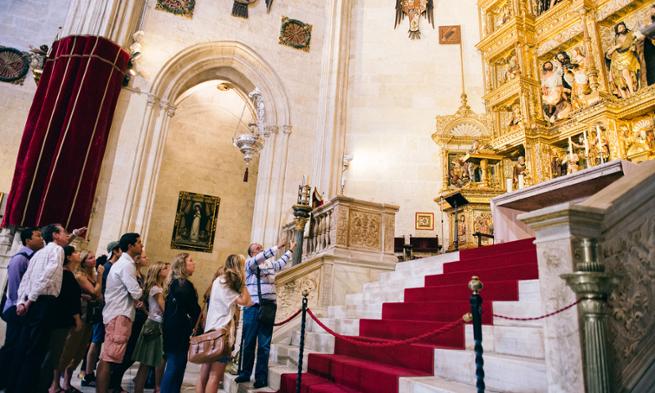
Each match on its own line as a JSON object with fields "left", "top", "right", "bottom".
{"left": 449, "top": 156, "right": 471, "bottom": 188}
{"left": 606, "top": 22, "right": 642, "bottom": 99}
{"left": 550, "top": 148, "right": 567, "bottom": 178}
{"left": 641, "top": 5, "right": 655, "bottom": 86}
{"left": 507, "top": 102, "right": 522, "bottom": 128}
{"left": 568, "top": 47, "right": 592, "bottom": 109}
{"left": 504, "top": 53, "right": 521, "bottom": 82}
{"left": 512, "top": 156, "right": 528, "bottom": 189}
{"left": 541, "top": 61, "right": 571, "bottom": 123}
{"left": 394, "top": 0, "right": 435, "bottom": 40}
{"left": 567, "top": 152, "right": 580, "bottom": 174}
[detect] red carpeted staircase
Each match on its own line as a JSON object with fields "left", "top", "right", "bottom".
{"left": 277, "top": 238, "right": 538, "bottom": 393}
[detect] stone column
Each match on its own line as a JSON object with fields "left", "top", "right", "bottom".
{"left": 61, "top": 0, "right": 146, "bottom": 47}
{"left": 520, "top": 203, "right": 605, "bottom": 393}
{"left": 310, "top": 0, "right": 354, "bottom": 198}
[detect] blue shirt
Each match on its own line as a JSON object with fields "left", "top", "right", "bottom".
{"left": 4, "top": 246, "right": 34, "bottom": 312}
{"left": 245, "top": 246, "right": 292, "bottom": 304}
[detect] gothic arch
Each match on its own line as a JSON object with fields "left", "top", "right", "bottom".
{"left": 122, "top": 41, "right": 293, "bottom": 243}
{"left": 150, "top": 41, "right": 291, "bottom": 126}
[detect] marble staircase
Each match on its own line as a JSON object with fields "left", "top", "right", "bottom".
{"left": 224, "top": 248, "right": 548, "bottom": 393}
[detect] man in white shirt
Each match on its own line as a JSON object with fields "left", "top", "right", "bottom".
{"left": 96, "top": 232, "right": 144, "bottom": 393}
{"left": 9, "top": 223, "right": 79, "bottom": 393}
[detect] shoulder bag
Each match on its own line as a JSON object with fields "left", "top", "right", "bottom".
{"left": 256, "top": 266, "right": 277, "bottom": 326}
{"left": 188, "top": 295, "right": 234, "bottom": 364}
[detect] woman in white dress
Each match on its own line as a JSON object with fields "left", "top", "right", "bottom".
{"left": 195, "top": 254, "right": 252, "bottom": 393}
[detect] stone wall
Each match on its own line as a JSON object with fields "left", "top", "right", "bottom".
{"left": 144, "top": 83, "right": 258, "bottom": 295}
{"left": 0, "top": 0, "right": 71, "bottom": 193}
{"left": 343, "top": 0, "right": 485, "bottom": 238}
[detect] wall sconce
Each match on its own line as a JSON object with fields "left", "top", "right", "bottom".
{"left": 340, "top": 154, "right": 353, "bottom": 195}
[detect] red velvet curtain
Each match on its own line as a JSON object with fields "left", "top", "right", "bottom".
{"left": 2, "top": 35, "right": 129, "bottom": 229}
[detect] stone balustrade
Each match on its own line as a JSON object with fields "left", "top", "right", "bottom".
{"left": 274, "top": 196, "right": 398, "bottom": 320}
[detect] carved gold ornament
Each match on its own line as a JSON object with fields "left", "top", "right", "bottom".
{"left": 394, "top": 0, "right": 435, "bottom": 40}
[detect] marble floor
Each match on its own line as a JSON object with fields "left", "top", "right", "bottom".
{"left": 73, "top": 363, "right": 209, "bottom": 393}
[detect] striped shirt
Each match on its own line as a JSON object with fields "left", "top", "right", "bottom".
{"left": 245, "top": 246, "right": 292, "bottom": 304}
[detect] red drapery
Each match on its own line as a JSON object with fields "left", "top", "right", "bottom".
{"left": 2, "top": 35, "right": 129, "bottom": 229}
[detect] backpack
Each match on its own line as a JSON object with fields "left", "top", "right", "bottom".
{"left": 0, "top": 251, "right": 34, "bottom": 313}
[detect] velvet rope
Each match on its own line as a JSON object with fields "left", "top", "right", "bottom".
{"left": 307, "top": 308, "right": 465, "bottom": 348}
{"left": 493, "top": 299, "right": 581, "bottom": 321}
{"left": 273, "top": 308, "right": 302, "bottom": 327}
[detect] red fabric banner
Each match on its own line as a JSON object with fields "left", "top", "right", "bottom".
{"left": 2, "top": 35, "right": 129, "bottom": 229}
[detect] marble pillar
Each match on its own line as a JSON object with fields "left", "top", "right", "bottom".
{"left": 519, "top": 203, "right": 605, "bottom": 393}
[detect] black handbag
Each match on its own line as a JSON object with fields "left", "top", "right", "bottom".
{"left": 85, "top": 300, "right": 103, "bottom": 324}
{"left": 256, "top": 266, "right": 277, "bottom": 326}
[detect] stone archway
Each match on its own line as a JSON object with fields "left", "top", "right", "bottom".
{"left": 121, "top": 41, "right": 293, "bottom": 244}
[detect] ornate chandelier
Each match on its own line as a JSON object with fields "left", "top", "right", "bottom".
{"left": 233, "top": 123, "right": 263, "bottom": 182}
{"left": 232, "top": 87, "right": 266, "bottom": 182}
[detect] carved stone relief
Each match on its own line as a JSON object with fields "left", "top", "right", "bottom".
{"left": 277, "top": 272, "right": 319, "bottom": 320}
{"left": 348, "top": 210, "right": 380, "bottom": 250}
{"left": 334, "top": 207, "right": 349, "bottom": 247}
{"left": 603, "top": 215, "right": 655, "bottom": 385}
{"left": 383, "top": 213, "right": 394, "bottom": 253}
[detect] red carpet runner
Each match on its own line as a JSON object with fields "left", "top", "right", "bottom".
{"left": 278, "top": 238, "right": 538, "bottom": 393}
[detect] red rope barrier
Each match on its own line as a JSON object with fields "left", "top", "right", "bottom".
{"left": 273, "top": 309, "right": 302, "bottom": 326}
{"left": 492, "top": 299, "right": 581, "bottom": 321}
{"left": 306, "top": 308, "right": 464, "bottom": 348}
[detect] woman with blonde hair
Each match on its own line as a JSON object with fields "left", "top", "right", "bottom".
{"left": 196, "top": 254, "right": 252, "bottom": 393}
{"left": 132, "top": 261, "right": 171, "bottom": 393}
{"left": 161, "top": 253, "right": 201, "bottom": 393}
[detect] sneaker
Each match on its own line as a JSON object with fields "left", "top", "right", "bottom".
{"left": 253, "top": 381, "right": 267, "bottom": 389}
{"left": 234, "top": 376, "right": 250, "bottom": 383}
{"left": 81, "top": 373, "right": 96, "bottom": 387}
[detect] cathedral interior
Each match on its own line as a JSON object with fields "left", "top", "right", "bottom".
{"left": 0, "top": 0, "right": 654, "bottom": 392}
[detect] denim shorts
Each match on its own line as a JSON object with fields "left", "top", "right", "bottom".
{"left": 91, "top": 321, "right": 105, "bottom": 344}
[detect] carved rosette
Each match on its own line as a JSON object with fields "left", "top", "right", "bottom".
{"left": 348, "top": 210, "right": 381, "bottom": 250}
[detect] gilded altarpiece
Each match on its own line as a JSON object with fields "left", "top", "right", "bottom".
{"left": 432, "top": 98, "right": 505, "bottom": 250}
{"left": 475, "top": 0, "right": 655, "bottom": 189}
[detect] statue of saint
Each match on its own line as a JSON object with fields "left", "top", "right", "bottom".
{"left": 512, "top": 156, "right": 528, "bottom": 188}
{"left": 606, "top": 22, "right": 642, "bottom": 99}
{"left": 567, "top": 152, "right": 580, "bottom": 174}
{"left": 505, "top": 53, "right": 520, "bottom": 82}
{"left": 541, "top": 61, "right": 571, "bottom": 123}
{"left": 641, "top": 5, "right": 655, "bottom": 85}
{"left": 569, "top": 48, "right": 591, "bottom": 109}
{"left": 508, "top": 103, "right": 522, "bottom": 128}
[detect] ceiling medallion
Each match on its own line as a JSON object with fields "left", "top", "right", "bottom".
{"left": 0, "top": 46, "right": 30, "bottom": 85}
{"left": 279, "top": 17, "right": 312, "bottom": 52}
{"left": 156, "top": 0, "right": 195, "bottom": 18}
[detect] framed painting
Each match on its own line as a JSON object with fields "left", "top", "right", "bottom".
{"left": 171, "top": 191, "right": 220, "bottom": 253}
{"left": 415, "top": 212, "right": 434, "bottom": 231}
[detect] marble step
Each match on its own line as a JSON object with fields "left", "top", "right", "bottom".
{"left": 270, "top": 343, "right": 315, "bottom": 371}
{"left": 223, "top": 371, "right": 279, "bottom": 393}
{"left": 394, "top": 252, "right": 461, "bottom": 273}
{"left": 434, "top": 348, "right": 547, "bottom": 393}
{"left": 290, "top": 330, "right": 335, "bottom": 353}
{"left": 345, "top": 287, "right": 405, "bottom": 305}
{"left": 465, "top": 324, "right": 545, "bottom": 359}
{"left": 400, "top": 376, "right": 501, "bottom": 393}
{"left": 307, "top": 317, "right": 360, "bottom": 336}
{"left": 491, "top": 301, "right": 545, "bottom": 327}
{"left": 362, "top": 275, "right": 426, "bottom": 292}
{"left": 327, "top": 303, "right": 381, "bottom": 319}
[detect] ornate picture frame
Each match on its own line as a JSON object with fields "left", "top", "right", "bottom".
{"left": 415, "top": 212, "right": 434, "bottom": 231}
{"left": 171, "top": 191, "right": 220, "bottom": 253}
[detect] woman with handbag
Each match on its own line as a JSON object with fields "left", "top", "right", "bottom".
{"left": 195, "top": 255, "right": 252, "bottom": 393}
{"left": 161, "top": 253, "right": 201, "bottom": 393}
{"left": 132, "top": 261, "right": 171, "bottom": 393}
{"left": 52, "top": 250, "right": 104, "bottom": 393}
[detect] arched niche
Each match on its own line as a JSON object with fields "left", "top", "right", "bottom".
{"left": 123, "top": 41, "right": 292, "bottom": 243}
